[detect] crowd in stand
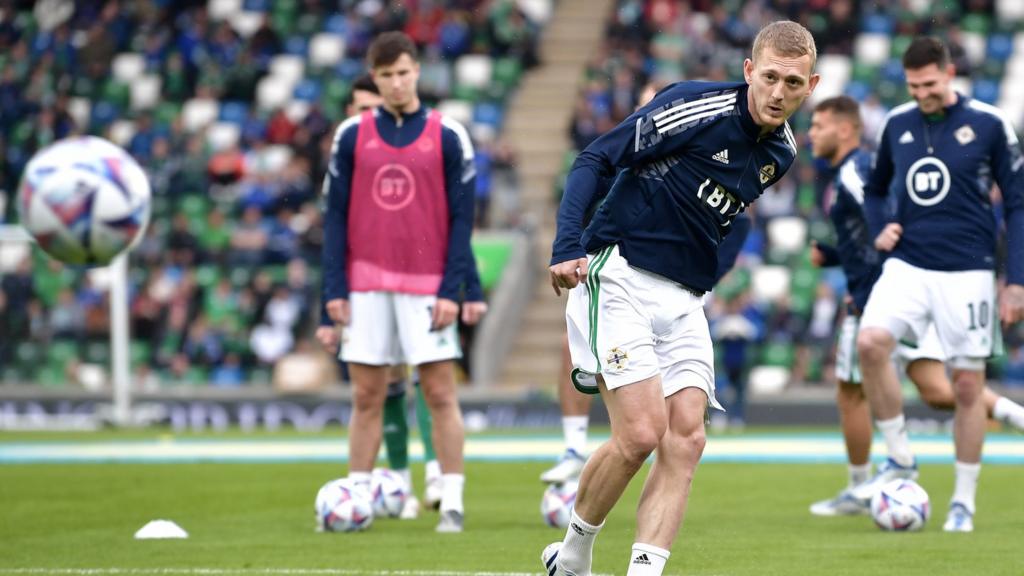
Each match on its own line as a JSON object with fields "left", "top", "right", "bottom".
{"left": 0, "top": 0, "right": 538, "bottom": 386}
{"left": 3, "top": 0, "right": 1024, "bottom": 392}
{"left": 563, "top": 0, "right": 1024, "bottom": 403}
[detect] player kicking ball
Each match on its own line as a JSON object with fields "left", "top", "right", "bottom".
{"left": 545, "top": 21, "right": 818, "bottom": 576}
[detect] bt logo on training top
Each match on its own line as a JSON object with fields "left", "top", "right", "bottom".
{"left": 372, "top": 163, "right": 416, "bottom": 211}
{"left": 905, "top": 157, "right": 950, "bottom": 207}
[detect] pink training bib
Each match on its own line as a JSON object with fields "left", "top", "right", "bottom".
{"left": 348, "top": 109, "right": 449, "bottom": 294}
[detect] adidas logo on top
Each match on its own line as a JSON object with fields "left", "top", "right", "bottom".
{"left": 633, "top": 553, "right": 652, "bottom": 565}
{"left": 899, "top": 130, "right": 914, "bottom": 144}
{"left": 712, "top": 149, "right": 729, "bottom": 164}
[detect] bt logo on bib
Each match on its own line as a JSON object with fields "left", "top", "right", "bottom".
{"left": 905, "top": 157, "right": 950, "bottom": 207}
{"left": 372, "top": 164, "right": 417, "bottom": 211}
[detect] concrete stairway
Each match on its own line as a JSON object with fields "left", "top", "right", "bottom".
{"left": 497, "top": 0, "right": 615, "bottom": 389}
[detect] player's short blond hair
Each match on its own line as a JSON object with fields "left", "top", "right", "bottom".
{"left": 752, "top": 21, "right": 817, "bottom": 71}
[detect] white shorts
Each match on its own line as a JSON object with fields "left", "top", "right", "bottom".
{"left": 835, "top": 313, "right": 945, "bottom": 385}
{"left": 339, "top": 291, "right": 461, "bottom": 366}
{"left": 565, "top": 245, "right": 721, "bottom": 408}
{"left": 860, "top": 258, "right": 995, "bottom": 371}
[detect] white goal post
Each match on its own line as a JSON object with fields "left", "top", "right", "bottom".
{"left": 0, "top": 223, "right": 133, "bottom": 426}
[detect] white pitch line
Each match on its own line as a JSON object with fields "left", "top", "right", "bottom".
{"left": 0, "top": 562, "right": 739, "bottom": 576}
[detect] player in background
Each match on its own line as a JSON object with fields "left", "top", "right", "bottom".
{"left": 321, "top": 32, "right": 478, "bottom": 533}
{"left": 316, "top": 75, "right": 486, "bottom": 519}
{"left": 805, "top": 96, "right": 1024, "bottom": 516}
{"left": 544, "top": 21, "right": 818, "bottom": 576}
{"left": 541, "top": 81, "right": 752, "bottom": 485}
{"left": 853, "top": 37, "right": 1024, "bottom": 532}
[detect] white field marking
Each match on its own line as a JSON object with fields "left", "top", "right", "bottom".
{"left": 0, "top": 568, "right": 737, "bottom": 576}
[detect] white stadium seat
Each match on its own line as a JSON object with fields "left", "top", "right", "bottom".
{"left": 130, "top": 75, "right": 162, "bottom": 111}
{"left": 437, "top": 99, "right": 473, "bottom": 129}
{"left": 455, "top": 55, "right": 493, "bottom": 89}
{"left": 107, "top": 119, "right": 136, "bottom": 147}
{"left": 0, "top": 242, "right": 30, "bottom": 274}
{"left": 853, "top": 33, "right": 890, "bottom": 66}
{"left": 256, "top": 76, "right": 296, "bottom": 112}
{"left": 766, "top": 216, "right": 808, "bottom": 254}
{"left": 207, "top": 0, "right": 242, "bottom": 21}
{"left": 309, "top": 33, "right": 346, "bottom": 68}
{"left": 206, "top": 121, "right": 241, "bottom": 152}
{"left": 229, "top": 11, "right": 264, "bottom": 38}
{"left": 67, "top": 97, "right": 91, "bottom": 128}
{"left": 960, "top": 31, "right": 987, "bottom": 67}
{"left": 517, "top": 0, "right": 553, "bottom": 24}
{"left": 807, "top": 55, "right": 850, "bottom": 106}
{"left": 998, "top": 0, "right": 1024, "bottom": 21}
{"left": 111, "top": 53, "right": 145, "bottom": 83}
{"left": 749, "top": 366, "right": 791, "bottom": 396}
{"left": 750, "top": 265, "right": 791, "bottom": 304}
{"left": 269, "top": 55, "right": 305, "bottom": 84}
{"left": 181, "top": 98, "right": 220, "bottom": 132}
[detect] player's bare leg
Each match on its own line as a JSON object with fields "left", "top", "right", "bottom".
{"left": 852, "top": 327, "right": 917, "bottom": 500}
{"left": 542, "top": 334, "right": 592, "bottom": 483}
{"left": 944, "top": 366, "right": 986, "bottom": 532}
{"left": 630, "top": 386, "right": 706, "bottom": 573}
{"left": 907, "top": 358, "right": 1024, "bottom": 430}
{"left": 348, "top": 363, "right": 391, "bottom": 491}
{"left": 418, "top": 359, "right": 465, "bottom": 531}
{"left": 810, "top": 381, "right": 872, "bottom": 516}
{"left": 547, "top": 374, "right": 665, "bottom": 576}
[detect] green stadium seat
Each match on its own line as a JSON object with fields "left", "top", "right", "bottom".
{"left": 491, "top": 57, "right": 522, "bottom": 90}
{"left": 760, "top": 342, "right": 795, "bottom": 368}
{"left": 195, "top": 265, "right": 220, "bottom": 289}
{"left": 48, "top": 341, "right": 79, "bottom": 369}
{"left": 960, "top": 13, "right": 991, "bottom": 35}
{"left": 101, "top": 80, "right": 131, "bottom": 110}
{"left": 130, "top": 341, "right": 152, "bottom": 368}
{"left": 83, "top": 341, "right": 111, "bottom": 364}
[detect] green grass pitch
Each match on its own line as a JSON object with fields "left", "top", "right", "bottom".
{"left": 0, "top": 433, "right": 1022, "bottom": 575}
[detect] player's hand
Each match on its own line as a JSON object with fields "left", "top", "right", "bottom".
{"left": 874, "top": 223, "right": 903, "bottom": 252}
{"left": 315, "top": 326, "right": 340, "bottom": 354}
{"left": 809, "top": 241, "right": 824, "bottom": 267}
{"left": 431, "top": 298, "right": 459, "bottom": 331}
{"left": 461, "top": 301, "right": 488, "bottom": 325}
{"left": 326, "top": 298, "right": 350, "bottom": 326}
{"left": 549, "top": 257, "right": 589, "bottom": 296}
{"left": 1000, "top": 284, "right": 1024, "bottom": 326}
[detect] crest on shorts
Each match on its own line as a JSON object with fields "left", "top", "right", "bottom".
{"left": 759, "top": 162, "right": 776, "bottom": 185}
{"left": 955, "top": 124, "right": 975, "bottom": 145}
{"left": 605, "top": 347, "right": 629, "bottom": 372}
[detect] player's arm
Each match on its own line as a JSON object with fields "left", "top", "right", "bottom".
{"left": 321, "top": 121, "right": 358, "bottom": 325}
{"left": 437, "top": 118, "right": 477, "bottom": 329}
{"left": 461, "top": 254, "right": 487, "bottom": 325}
{"left": 551, "top": 84, "right": 708, "bottom": 290}
{"left": 988, "top": 117, "right": 1024, "bottom": 323}
{"left": 863, "top": 124, "right": 900, "bottom": 250}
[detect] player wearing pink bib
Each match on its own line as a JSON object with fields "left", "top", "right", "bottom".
{"left": 321, "top": 32, "right": 477, "bottom": 534}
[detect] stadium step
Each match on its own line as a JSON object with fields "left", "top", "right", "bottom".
{"left": 497, "top": 0, "right": 616, "bottom": 387}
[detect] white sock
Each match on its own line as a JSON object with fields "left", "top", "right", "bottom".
{"left": 559, "top": 509, "right": 603, "bottom": 575}
{"left": 626, "top": 542, "right": 670, "bottom": 576}
{"left": 848, "top": 462, "right": 872, "bottom": 488}
{"left": 952, "top": 461, "right": 980, "bottom": 514}
{"left": 425, "top": 459, "right": 441, "bottom": 482}
{"left": 876, "top": 415, "right": 914, "bottom": 467}
{"left": 563, "top": 415, "right": 589, "bottom": 455}
{"left": 348, "top": 471, "right": 372, "bottom": 494}
{"left": 396, "top": 468, "right": 413, "bottom": 493}
{"left": 993, "top": 396, "right": 1024, "bottom": 431}
{"left": 440, "top": 473, "right": 464, "bottom": 513}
